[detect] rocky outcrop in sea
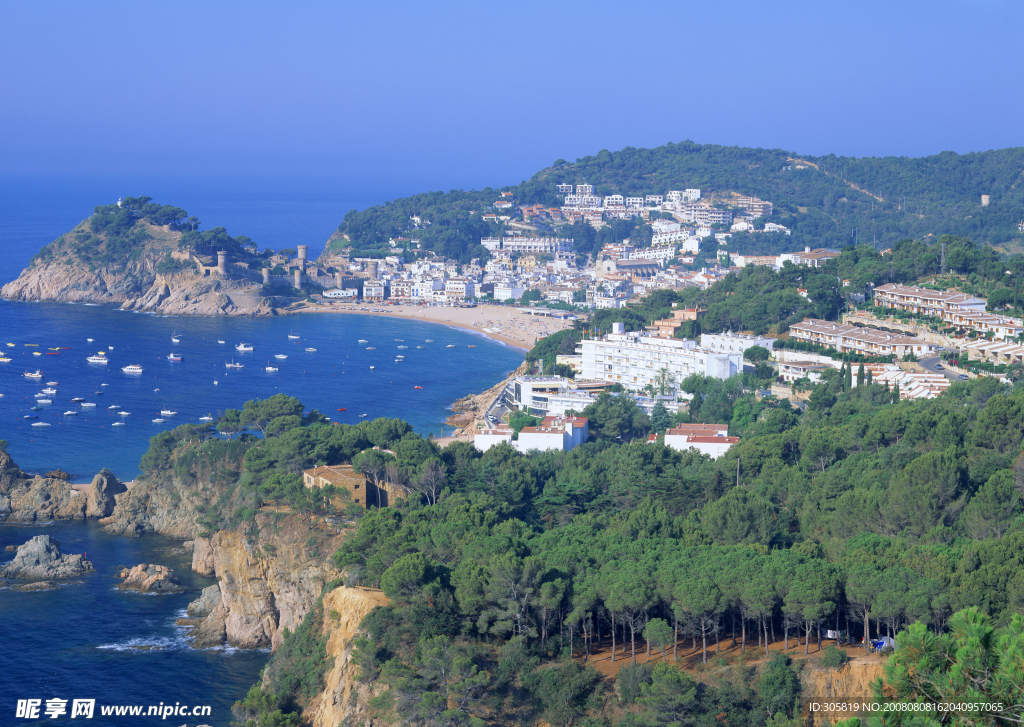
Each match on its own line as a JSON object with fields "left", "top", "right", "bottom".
{"left": 1, "top": 535, "right": 94, "bottom": 580}
{"left": 116, "top": 563, "right": 186, "bottom": 593}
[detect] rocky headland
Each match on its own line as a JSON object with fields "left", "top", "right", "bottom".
{"left": 1, "top": 534, "right": 94, "bottom": 580}
{"left": 0, "top": 454, "right": 127, "bottom": 523}
{"left": 1, "top": 214, "right": 282, "bottom": 317}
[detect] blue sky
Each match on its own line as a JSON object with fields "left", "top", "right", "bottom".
{"left": 2, "top": 0, "right": 1021, "bottom": 188}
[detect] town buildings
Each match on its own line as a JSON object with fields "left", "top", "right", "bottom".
{"left": 872, "top": 284, "right": 1023, "bottom": 340}
{"left": 788, "top": 319, "right": 937, "bottom": 358}
{"left": 579, "top": 323, "right": 742, "bottom": 390}
{"left": 649, "top": 423, "right": 739, "bottom": 459}
{"left": 474, "top": 415, "right": 589, "bottom": 453}
{"left": 700, "top": 331, "right": 775, "bottom": 355}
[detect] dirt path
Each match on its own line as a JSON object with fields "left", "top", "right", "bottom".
{"left": 788, "top": 157, "right": 886, "bottom": 202}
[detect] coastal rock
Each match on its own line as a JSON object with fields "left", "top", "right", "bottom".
{"left": 187, "top": 515, "right": 345, "bottom": 650}
{"left": 1, "top": 535, "right": 94, "bottom": 580}
{"left": 0, "top": 220, "right": 280, "bottom": 318}
{"left": 116, "top": 563, "right": 186, "bottom": 593}
{"left": 179, "top": 605, "right": 228, "bottom": 648}
{"left": 86, "top": 469, "right": 127, "bottom": 517}
{"left": 101, "top": 473, "right": 203, "bottom": 539}
{"left": 187, "top": 584, "right": 223, "bottom": 617}
{"left": 306, "top": 586, "right": 391, "bottom": 727}
{"left": 3, "top": 475, "right": 86, "bottom": 523}
{"left": 44, "top": 469, "right": 73, "bottom": 481}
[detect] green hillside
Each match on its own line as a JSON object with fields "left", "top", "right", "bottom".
{"left": 326, "top": 142, "right": 1024, "bottom": 262}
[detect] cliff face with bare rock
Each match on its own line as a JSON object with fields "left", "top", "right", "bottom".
{"left": 185, "top": 515, "right": 346, "bottom": 650}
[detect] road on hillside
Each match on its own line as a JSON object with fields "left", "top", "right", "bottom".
{"left": 920, "top": 356, "right": 965, "bottom": 382}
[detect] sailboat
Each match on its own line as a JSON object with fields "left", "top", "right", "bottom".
{"left": 288, "top": 331, "right": 301, "bottom": 339}
{"left": 171, "top": 331, "right": 180, "bottom": 343}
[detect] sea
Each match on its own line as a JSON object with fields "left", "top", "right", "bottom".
{"left": 0, "top": 175, "right": 523, "bottom": 725}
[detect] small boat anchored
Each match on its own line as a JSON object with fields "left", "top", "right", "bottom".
{"left": 121, "top": 364, "right": 143, "bottom": 374}
{"left": 304, "top": 347, "right": 317, "bottom": 352}
{"left": 31, "top": 422, "right": 51, "bottom": 427}
{"left": 160, "top": 410, "right": 176, "bottom": 416}
{"left": 24, "top": 370, "right": 43, "bottom": 378}
{"left": 171, "top": 331, "right": 180, "bottom": 343}
{"left": 226, "top": 360, "right": 244, "bottom": 369}
{"left": 288, "top": 332, "right": 301, "bottom": 339}
{"left": 152, "top": 418, "right": 165, "bottom": 423}
{"left": 266, "top": 365, "right": 279, "bottom": 372}
{"left": 167, "top": 353, "right": 182, "bottom": 361}
{"left": 274, "top": 354, "right": 288, "bottom": 359}
{"left": 236, "top": 342, "right": 253, "bottom": 352}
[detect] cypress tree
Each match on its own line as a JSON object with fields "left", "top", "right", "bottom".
{"left": 857, "top": 362, "right": 865, "bottom": 388}
{"left": 867, "top": 369, "right": 873, "bottom": 385}
{"left": 845, "top": 363, "right": 853, "bottom": 392}
{"left": 892, "top": 382, "right": 900, "bottom": 403}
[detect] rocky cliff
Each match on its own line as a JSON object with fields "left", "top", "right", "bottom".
{"left": 185, "top": 514, "right": 347, "bottom": 650}
{"left": 1, "top": 534, "right": 95, "bottom": 580}
{"left": 1, "top": 451, "right": 89, "bottom": 522}
{"left": 1, "top": 218, "right": 279, "bottom": 317}
{"left": 306, "top": 586, "right": 391, "bottom": 727}
{"left": 802, "top": 657, "right": 888, "bottom": 727}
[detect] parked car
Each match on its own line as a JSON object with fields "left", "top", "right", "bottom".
{"left": 934, "top": 364, "right": 944, "bottom": 370}
{"left": 958, "top": 374, "right": 969, "bottom": 380}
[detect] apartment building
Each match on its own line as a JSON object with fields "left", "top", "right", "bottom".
{"left": 646, "top": 195, "right": 664, "bottom": 206}
{"left": 629, "top": 246, "right": 676, "bottom": 264}
{"left": 494, "top": 282, "right": 526, "bottom": 301}
{"left": 444, "top": 279, "right": 476, "bottom": 300}
{"left": 734, "top": 196, "right": 773, "bottom": 217}
{"left": 474, "top": 415, "right": 589, "bottom": 453}
{"left": 652, "top": 229, "right": 690, "bottom": 245}
{"left": 363, "top": 280, "right": 388, "bottom": 301}
{"left": 677, "top": 204, "right": 733, "bottom": 226}
{"left": 700, "top": 331, "right": 775, "bottom": 355}
{"left": 482, "top": 237, "right": 574, "bottom": 254}
{"left": 872, "top": 283, "right": 1023, "bottom": 340}
{"left": 579, "top": 323, "right": 742, "bottom": 389}
{"left": 789, "top": 319, "right": 937, "bottom": 357}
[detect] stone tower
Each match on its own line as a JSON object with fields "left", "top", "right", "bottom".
{"left": 367, "top": 260, "right": 378, "bottom": 279}
{"left": 297, "top": 245, "right": 308, "bottom": 272}
{"left": 262, "top": 267, "right": 270, "bottom": 284}
{"left": 294, "top": 268, "right": 303, "bottom": 289}
{"left": 217, "top": 251, "right": 228, "bottom": 277}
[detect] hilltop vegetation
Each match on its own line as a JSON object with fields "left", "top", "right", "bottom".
{"left": 326, "top": 142, "right": 1024, "bottom": 262}
{"left": 132, "top": 379, "right": 1024, "bottom": 725}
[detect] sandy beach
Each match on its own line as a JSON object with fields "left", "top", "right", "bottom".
{"left": 296, "top": 302, "right": 576, "bottom": 351}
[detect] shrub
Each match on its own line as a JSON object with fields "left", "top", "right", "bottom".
{"left": 820, "top": 644, "right": 849, "bottom": 670}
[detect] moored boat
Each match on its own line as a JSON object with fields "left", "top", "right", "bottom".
{"left": 64, "top": 411, "right": 78, "bottom": 416}
{"left": 31, "top": 422, "right": 51, "bottom": 427}
{"left": 167, "top": 353, "right": 182, "bottom": 361}
{"left": 236, "top": 342, "right": 253, "bottom": 351}
{"left": 160, "top": 409, "right": 176, "bottom": 415}
{"left": 275, "top": 354, "right": 288, "bottom": 359}
{"left": 81, "top": 402, "right": 97, "bottom": 408}
{"left": 112, "top": 422, "right": 125, "bottom": 427}
{"left": 24, "top": 370, "right": 43, "bottom": 378}
{"left": 152, "top": 418, "right": 165, "bottom": 423}
{"left": 121, "top": 364, "right": 143, "bottom": 374}
{"left": 226, "top": 360, "right": 244, "bottom": 368}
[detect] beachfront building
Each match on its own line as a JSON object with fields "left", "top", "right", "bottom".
{"left": 323, "top": 288, "right": 359, "bottom": 300}
{"left": 578, "top": 322, "right": 742, "bottom": 390}
{"left": 788, "top": 319, "right": 937, "bottom": 358}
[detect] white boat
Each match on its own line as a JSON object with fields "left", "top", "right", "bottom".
{"left": 152, "top": 418, "right": 165, "bottom": 423}
{"left": 288, "top": 332, "right": 300, "bottom": 339}
{"left": 34, "top": 392, "right": 49, "bottom": 398}
{"left": 0, "top": 356, "right": 11, "bottom": 362}
{"left": 107, "top": 405, "right": 119, "bottom": 410}
{"left": 24, "top": 370, "right": 43, "bottom": 378}
{"left": 274, "top": 354, "right": 288, "bottom": 359}
{"left": 42, "top": 388, "right": 57, "bottom": 394}
{"left": 160, "top": 410, "right": 176, "bottom": 415}
{"left": 366, "top": 346, "right": 376, "bottom": 350}
{"left": 397, "top": 345, "right": 408, "bottom": 349}
{"left": 396, "top": 355, "right": 405, "bottom": 359}
{"left": 46, "top": 381, "right": 59, "bottom": 386}
{"left": 199, "top": 415, "right": 213, "bottom": 421}
{"left": 71, "top": 397, "right": 84, "bottom": 402}
{"left": 395, "top": 339, "right": 404, "bottom": 342}
{"left": 369, "top": 365, "right": 375, "bottom": 370}
{"left": 31, "top": 422, "right": 51, "bottom": 427}
{"left": 108, "top": 346, "right": 114, "bottom": 350}
{"left": 236, "top": 343, "right": 253, "bottom": 352}
{"left": 266, "top": 365, "right": 278, "bottom": 372}
{"left": 168, "top": 352, "right": 182, "bottom": 361}
{"left": 121, "top": 364, "right": 143, "bottom": 374}
{"left": 171, "top": 332, "right": 180, "bottom": 343}
{"left": 358, "top": 339, "right": 368, "bottom": 344}
{"left": 33, "top": 351, "right": 42, "bottom": 356}
{"left": 217, "top": 340, "right": 225, "bottom": 344}
{"left": 118, "top": 411, "right": 130, "bottom": 416}
{"left": 87, "top": 338, "right": 94, "bottom": 342}
{"left": 36, "top": 399, "right": 52, "bottom": 404}
{"left": 226, "top": 360, "right": 244, "bottom": 369}
{"left": 64, "top": 411, "right": 78, "bottom": 416}
{"left": 81, "top": 402, "right": 97, "bottom": 408}
{"left": 416, "top": 346, "right": 425, "bottom": 349}
{"left": 304, "top": 347, "right": 317, "bottom": 352}
{"left": 213, "top": 381, "right": 218, "bottom": 385}
{"left": 446, "top": 344, "right": 456, "bottom": 348}
{"left": 425, "top": 339, "right": 434, "bottom": 343}
{"left": 87, "top": 355, "right": 108, "bottom": 363}
{"left": 112, "top": 422, "right": 125, "bottom": 427}
{"left": 101, "top": 383, "right": 108, "bottom": 386}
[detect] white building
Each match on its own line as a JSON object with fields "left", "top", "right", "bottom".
{"left": 579, "top": 323, "right": 742, "bottom": 390}
{"left": 323, "top": 288, "right": 359, "bottom": 300}
{"left": 494, "top": 282, "right": 526, "bottom": 301}
{"left": 445, "top": 279, "right": 476, "bottom": 300}
{"left": 645, "top": 195, "right": 664, "bottom": 206}
{"left": 659, "top": 423, "right": 738, "bottom": 459}
{"left": 629, "top": 247, "right": 676, "bottom": 264}
{"left": 603, "top": 195, "right": 625, "bottom": 207}
{"left": 651, "top": 219, "right": 681, "bottom": 233}
{"left": 789, "top": 319, "right": 937, "bottom": 358}
{"left": 474, "top": 415, "right": 589, "bottom": 453}
{"left": 652, "top": 230, "right": 690, "bottom": 246}
{"left": 699, "top": 331, "right": 775, "bottom": 355}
